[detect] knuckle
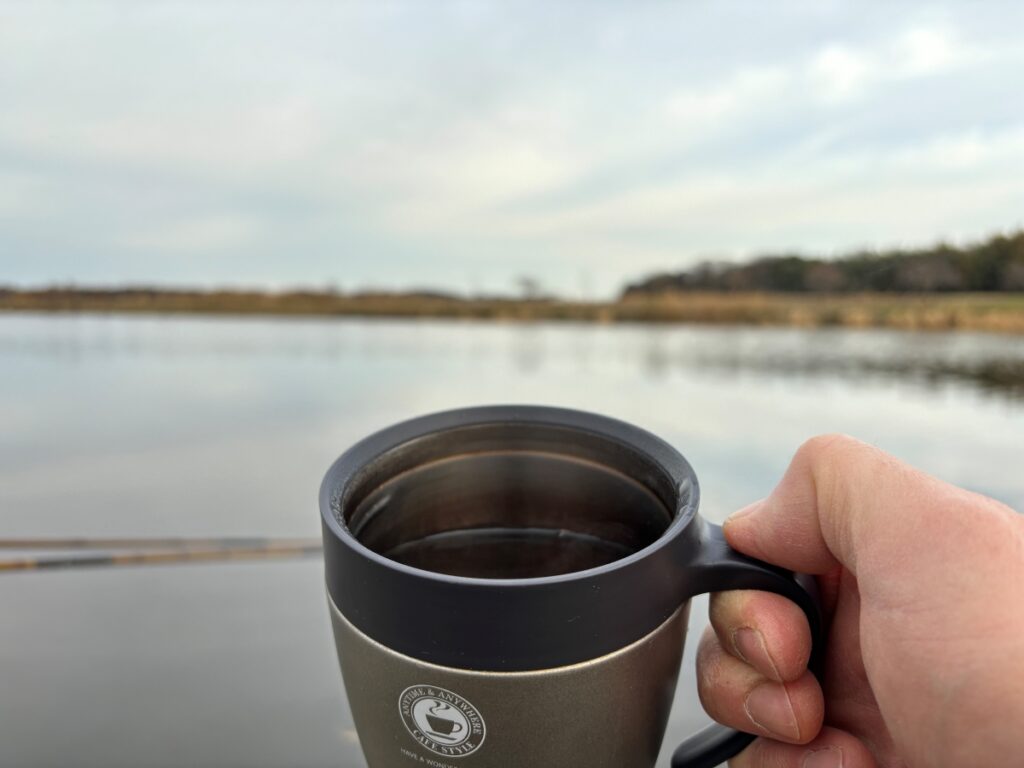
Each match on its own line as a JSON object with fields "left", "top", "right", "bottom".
{"left": 695, "top": 630, "right": 725, "bottom": 696}
{"left": 793, "top": 433, "right": 865, "bottom": 529}
{"left": 795, "top": 433, "right": 858, "bottom": 467}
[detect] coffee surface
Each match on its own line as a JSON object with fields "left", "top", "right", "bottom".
{"left": 382, "top": 526, "right": 636, "bottom": 578}
{"left": 348, "top": 449, "right": 674, "bottom": 579}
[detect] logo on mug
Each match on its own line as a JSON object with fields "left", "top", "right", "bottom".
{"left": 398, "top": 685, "right": 486, "bottom": 758}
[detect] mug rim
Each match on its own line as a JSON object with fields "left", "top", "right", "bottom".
{"left": 319, "top": 404, "right": 707, "bottom": 670}
{"left": 319, "top": 404, "right": 701, "bottom": 588}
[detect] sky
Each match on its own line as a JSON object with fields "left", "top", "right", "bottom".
{"left": 1, "top": 1, "right": 1023, "bottom": 298}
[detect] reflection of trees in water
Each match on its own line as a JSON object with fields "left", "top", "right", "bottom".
{"left": 5, "top": 318, "right": 1023, "bottom": 400}
{"left": 681, "top": 353, "right": 1024, "bottom": 401}
{"left": 641, "top": 331, "right": 670, "bottom": 379}
{"left": 0, "top": 323, "right": 357, "bottom": 360}
{"left": 512, "top": 325, "right": 545, "bottom": 374}
{"left": 566, "top": 322, "right": 595, "bottom": 371}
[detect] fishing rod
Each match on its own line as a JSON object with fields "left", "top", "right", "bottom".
{"left": 0, "top": 536, "right": 321, "bottom": 550}
{"left": 0, "top": 537, "right": 323, "bottom": 573}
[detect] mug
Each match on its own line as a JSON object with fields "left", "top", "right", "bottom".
{"left": 320, "top": 406, "right": 822, "bottom": 768}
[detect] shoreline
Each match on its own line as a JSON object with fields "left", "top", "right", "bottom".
{"left": 2, "top": 290, "right": 1024, "bottom": 334}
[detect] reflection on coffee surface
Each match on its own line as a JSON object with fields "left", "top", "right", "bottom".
{"left": 347, "top": 448, "right": 674, "bottom": 579}
{"left": 384, "top": 527, "right": 637, "bottom": 578}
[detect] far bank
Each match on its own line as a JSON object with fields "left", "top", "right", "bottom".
{"left": 2, "top": 289, "right": 1024, "bottom": 334}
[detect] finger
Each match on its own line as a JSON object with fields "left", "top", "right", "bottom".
{"left": 722, "top": 434, "right": 953, "bottom": 576}
{"left": 710, "top": 590, "right": 812, "bottom": 682}
{"left": 697, "top": 625, "right": 823, "bottom": 745}
{"left": 728, "top": 726, "right": 880, "bottom": 768}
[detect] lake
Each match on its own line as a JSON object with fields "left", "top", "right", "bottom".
{"left": 1, "top": 314, "right": 1022, "bottom": 767}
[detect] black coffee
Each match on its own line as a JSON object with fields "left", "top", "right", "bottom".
{"left": 347, "top": 451, "right": 672, "bottom": 579}
{"left": 382, "top": 526, "right": 637, "bottom": 578}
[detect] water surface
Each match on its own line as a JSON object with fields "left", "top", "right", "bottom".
{"left": 2, "top": 315, "right": 1022, "bottom": 767}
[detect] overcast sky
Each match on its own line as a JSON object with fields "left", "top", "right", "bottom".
{"left": 1, "top": 1, "right": 1023, "bottom": 297}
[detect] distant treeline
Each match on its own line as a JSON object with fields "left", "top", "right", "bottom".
{"left": 623, "top": 231, "right": 1024, "bottom": 296}
{"left": 3, "top": 230, "right": 1024, "bottom": 333}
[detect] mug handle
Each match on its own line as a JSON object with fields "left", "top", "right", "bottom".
{"left": 670, "top": 521, "right": 825, "bottom": 768}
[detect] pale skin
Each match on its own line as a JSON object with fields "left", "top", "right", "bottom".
{"left": 697, "top": 434, "right": 1024, "bottom": 768}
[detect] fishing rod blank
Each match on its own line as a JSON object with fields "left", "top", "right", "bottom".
{"left": 0, "top": 541, "right": 324, "bottom": 573}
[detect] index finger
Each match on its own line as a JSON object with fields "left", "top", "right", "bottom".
{"left": 722, "top": 434, "right": 962, "bottom": 577}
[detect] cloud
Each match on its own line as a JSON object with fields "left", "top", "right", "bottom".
{"left": 663, "top": 67, "right": 790, "bottom": 126}
{"left": 0, "top": 1, "right": 1023, "bottom": 296}
{"left": 118, "top": 214, "right": 265, "bottom": 254}
{"left": 809, "top": 25, "right": 982, "bottom": 105}
{"left": 896, "top": 26, "right": 961, "bottom": 76}
{"left": 891, "top": 128, "right": 1024, "bottom": 172}
{"left": 812, "top": 45, "right": 873, "bottom": 102}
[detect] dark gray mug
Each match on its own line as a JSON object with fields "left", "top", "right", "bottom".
{"left": 320, "top": 406, "right": 822, "bottom": 768}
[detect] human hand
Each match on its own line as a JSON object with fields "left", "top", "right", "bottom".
{"left": 697, "top": 435, "right": 1024, "bottom": 767}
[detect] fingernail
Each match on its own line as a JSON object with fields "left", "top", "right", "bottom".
{"left": 733, "top": 627, "right": 781, "bottom": 680}
{"left": 725, "top": 500, "right": 763, "bottom": 525}
{"left": 802, "top": 747, "right": 843, "bottom": 768}
{"left": 744, "top": 682, "right": 800, "bottom": 741}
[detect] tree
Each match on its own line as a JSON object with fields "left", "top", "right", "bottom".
{"left": 516, "top": 276, "right": 544, "bottom": 300}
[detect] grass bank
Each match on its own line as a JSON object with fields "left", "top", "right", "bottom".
{"left": 612, "top": 292, "right": 1024, "bottom": 333}
{"left": 2, "top": 288, "right": 1024, "bottom": 333}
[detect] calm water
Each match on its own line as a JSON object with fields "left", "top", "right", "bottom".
{"left": 2, "top": 314, "right": 1022, "bottom": 767}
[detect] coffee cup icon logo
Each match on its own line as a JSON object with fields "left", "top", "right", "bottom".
{"left": 398, "top": 685, "right": 486, "bottom": 757}
{"left": 423, "top": 701, "right": 464, "bottom": 739}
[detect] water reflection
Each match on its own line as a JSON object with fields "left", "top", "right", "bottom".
{"left": 1, "top": 315, "right": 1022, "bottom": 768}
{"left": 3, "top": 315, "right": 1022, "bottom": 400}
{"left": 675, "top": 330, "right": 1024, "bottom": 400}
